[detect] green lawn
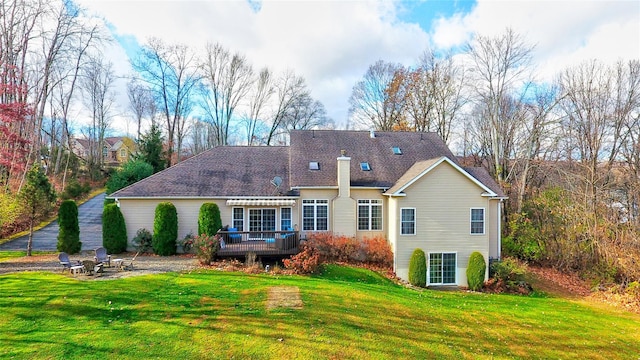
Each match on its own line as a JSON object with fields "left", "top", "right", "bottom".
{"left": 0, "top": 265, "right": 638, "bottom": 359}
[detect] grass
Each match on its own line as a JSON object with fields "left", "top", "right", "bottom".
{"left": 0, "top": 251, "right": 52, "bottom": 262}
{"left": 0, "top": 264, "right": 638, "bottom": 359}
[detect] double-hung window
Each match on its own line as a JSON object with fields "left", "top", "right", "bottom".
{"left": 429, "top": 253, "right": 456, "bottom": 285}
{"left": 232, "top": 208, "right": 244, "bottom": 230}
{"left": 358, "top": 199, "right": 382, "bottom": 231}
{"left": 302, "top": 200, "right": 328, "bottom": 231}
{"left": 280, "top": 207, "right": 292, "bottom": 230}
{"left": 470, "top": 208, "right": 485, "bottom": 235}
{"left": 400, "top": 208, "right": 415, "bottom": 235}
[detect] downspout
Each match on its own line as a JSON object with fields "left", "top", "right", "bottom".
{"left": 497, "top": 199, "right": 502, "bottom": 260}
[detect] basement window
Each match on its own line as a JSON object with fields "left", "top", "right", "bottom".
{"left": 360, "top": 162, "right": 371, "bottom": 171}
{"left": 309, "top": 161, "right": 320, "bottom": 170}
{"left": 392, "top": 146, "right": 402, "bottom": 155}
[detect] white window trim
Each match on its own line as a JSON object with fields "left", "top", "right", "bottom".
{"left": 357, "top": 199, "right": 383, "bottom": 231}
{"left": 400, "top": 207, "right": 416, "bottom": 235}
{"left": 427, "top": 252, "right": 457, "bottom": 286}
{"left": 232, "top": 207, "right": 244, "bottom": 231}
{"left": 280, "top": 207, "right": 292, "bottom": 230}
{"left": 470, "top": 207, "right": 485, "bottom": 235}
{"left": 302, "top": 199, "right": 329, "bottom": 231}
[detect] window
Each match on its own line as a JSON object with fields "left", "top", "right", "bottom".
{"left": 429, "top": 253, "right": 456, "bottom": 285}
{"left": 309, "top": 161, "right": 320, "bottom": 170}
{"left": 358, "top": 199, "right": 382, "bottom": 231}
{"left": 360, "top": 162, "right": 371, "bottom": 171}
{"left": 392, "top": 146, "right": 402, "bottom": 155}
{"left": 470, "top": 208, "right": 485, "bottom": 235}
{"left": 302, "top": 199, "right": 328, "bottom": 231}
{"left": 232, "top": 208, "right": 244, "bottom": 230}
{"left": 120, "top": 149, "right": 127, "bottom": 157}
{"left": 401, "top": 208, "right": 415, "bottom": 235}
{"left": 281, "top": 207, "right": 292, "bottom": 230}
{"left": 249, "top": 209, "right": 276, "bottom": 237}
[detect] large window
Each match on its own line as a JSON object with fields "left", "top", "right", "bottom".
{"left": 400, "top": 208, "right": 415, "bottom": 235}
{"left": 249, "top": 209, "right": 276, "bottom": 233}
{"left": 470, "top": 208, "right": 485, "bottom": 235}
{"left": 429, "top": 253, "right": 456, "bottom": 285}
{"left": 358, "top": 199, "right": 382, "bottom": 231}
{"left": 232, "top": 208, "right": 244, "bottom": 230}
{"left": 302, "top": 199, "right": 328, "bottom": 231}
{"left": 281, "top": 207, "right": 292, "bottom": 230}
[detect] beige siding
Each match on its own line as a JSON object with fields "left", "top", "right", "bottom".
{"left": 118, "top": 198, "right": 301, "bottom": 250}
{"left": 351, "top": 189, "right": 387, "bottom": 241}
{"left": 487, "top": 200, "right": 501, "bottom": 260}
{"left": 392, "top": 162, "right": 491, "bottom": 287}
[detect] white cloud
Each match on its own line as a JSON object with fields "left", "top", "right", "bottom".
{"left": 431, "top": 0, "right": 639, "bottom": 81}
{"left": 78, "top": 0, "right": 430, "bottom": 126}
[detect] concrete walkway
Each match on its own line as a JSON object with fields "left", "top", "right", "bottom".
{"left": 0, "top": 193, "right": 105, "bottom": 251}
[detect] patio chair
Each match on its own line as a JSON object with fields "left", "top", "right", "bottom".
{"left": 228, "top": 227, "right": 242, "bottom": 244}
{"left": 114, "top": 252, "right": 139, "bottom": 271}
{"left": 93, "top": 247, "right": 111, "bottom": 267}
{"left": 58, "top": 252, "right": 81, "bottom": 273}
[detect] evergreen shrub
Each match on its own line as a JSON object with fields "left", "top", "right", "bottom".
{"left": 198, "top": 203, "right": 222, "bottom": 236}
{"left": 466, "top": 251, "right": 486, "bottom": 291}
{"left": 57, "top": 200, "right": 81, "bottom": 254}
{"left": 102, "top": 203, "right": 128, "bottom": 254}
{"left": 153, "top": 202, "right": 177, "bottom": 256}
{"left": 408, "top": 248, "right": 427, "bottom": 287}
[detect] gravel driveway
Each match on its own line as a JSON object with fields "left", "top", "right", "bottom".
{"left": 0, "top": 253, "right": 200, "bottom": 280}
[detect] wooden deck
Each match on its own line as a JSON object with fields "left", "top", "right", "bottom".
{"left": 217, "top": 230, "right": 301, "bottom": 257}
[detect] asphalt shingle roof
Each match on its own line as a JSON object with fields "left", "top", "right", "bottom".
{"left": 110, "top": 130, "right": 504, "bottom": 199}
{"left": 110, "top": 146, "right": 292, "bottom": 198}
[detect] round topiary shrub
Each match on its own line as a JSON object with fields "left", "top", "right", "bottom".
{"left": 102, "top": 203, "right": 128, "bottom": 254}
{"left": 466, "top": 251, "right": 486, "bottom": 291}
{"left": 57, "top": 200, "right": 81, "bottom": 254}
{"left": 153, "top": 202, "right": 178, "bottom": 256}
{"left": 198, "top": 203, "right": 222, "bottom": 236}
{"left": 408, "top": 248, "right": 427, "bottom": 287}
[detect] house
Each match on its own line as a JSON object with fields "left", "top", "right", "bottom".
{"left": 109, "top": 130, "right": 506, "bottom": 287}
{"left": 70, "top": 136, "right": 136, "bottom": 167}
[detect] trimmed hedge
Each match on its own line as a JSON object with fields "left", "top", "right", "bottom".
{"left": 408, "top": 248, "right": 427, "bottom": 287}
{"left": 102, "top": 203, "right": 128, "bottom": 254}
{"left": 198, "top": 203, "right": 222, "bottom": 236}
{"left": 57, "top": 200, "right": 81, "bottom": 254}
{"left": 153, "top": 202, "right": 178, "bottom": 256}
{"left": 467, "top": 251, "right": 486, "bottom": 291}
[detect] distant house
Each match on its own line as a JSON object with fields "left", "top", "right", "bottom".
{"left": 70, "top": 136, "right": 136, "bottom": 167}
{"left": 109, "top": 130, "right": 506, "bottom": 287}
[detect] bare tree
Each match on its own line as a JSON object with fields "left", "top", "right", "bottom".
{"left": 244, "top": 67, "right": 274, "bottom": 146}
{"left": 127, "top": 79, "right": 152, "bottom": 141}
{"left": 348, "top": 60, "right": 406, "bottom": 131}
{"left": 132, "top": 38, "right": 198, "bottom": 166}
{"left": 81, "top": 55, "right": 115, "bottom": 172}
{"left": 266, "top": 70, "right": 306, "bottom": 145}
{"left": 465, "top": 28, "right": 534, "bottom": 183}
{"left": 199, "top": 42, "right": 254, "bottom": 147}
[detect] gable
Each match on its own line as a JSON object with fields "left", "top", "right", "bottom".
{"left": 384, "top": 157, "right": 498, "bottom": 197}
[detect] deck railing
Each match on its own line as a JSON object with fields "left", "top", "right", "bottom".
{"left": 216, "top": 230, "right": 301, "bottom": 257}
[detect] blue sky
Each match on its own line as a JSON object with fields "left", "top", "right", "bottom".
{"left": 78, "top": 0, "right": 639, "bottom": 133}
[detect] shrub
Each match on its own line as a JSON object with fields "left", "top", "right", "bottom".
{"left": 57, "top": 200, "right": 81, "bottom": 254}
{"left": 491, "top": 258, "right": 526, "bottom": 283}
{"left": 132, "top": 228, "right": 153, "bottom": 253}
{"left": 152, "top": 202, "right": 178, "bottom": 256}
{"left": 178, "top": 232, "right": 194, "bottom": 253}
{"left": 60, "top": 179, "right": 84, "bottom": 200}
{"left": 466, "top": 251, "right": 486, "bottom": 291}
{"left": 408, "top": 249, "right": 427, "bottom": 287}
{"left": 283, "top": 233, "right": 393, "bottom": 274}
{"left": 102, "top": 203, "right": 128, "bottom": 254}
{"left": 198, "top": 203, "right": 222, "bottom": 236}
{"left": 105, "top": 160, "right": 153, "bottom": 195}
{"left": 193, "top": 233, "right": 221, "bottom": 264}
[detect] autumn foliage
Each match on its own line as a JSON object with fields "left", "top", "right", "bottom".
{"left": 283, "top": 233, "right": 393, "bottom": 274}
